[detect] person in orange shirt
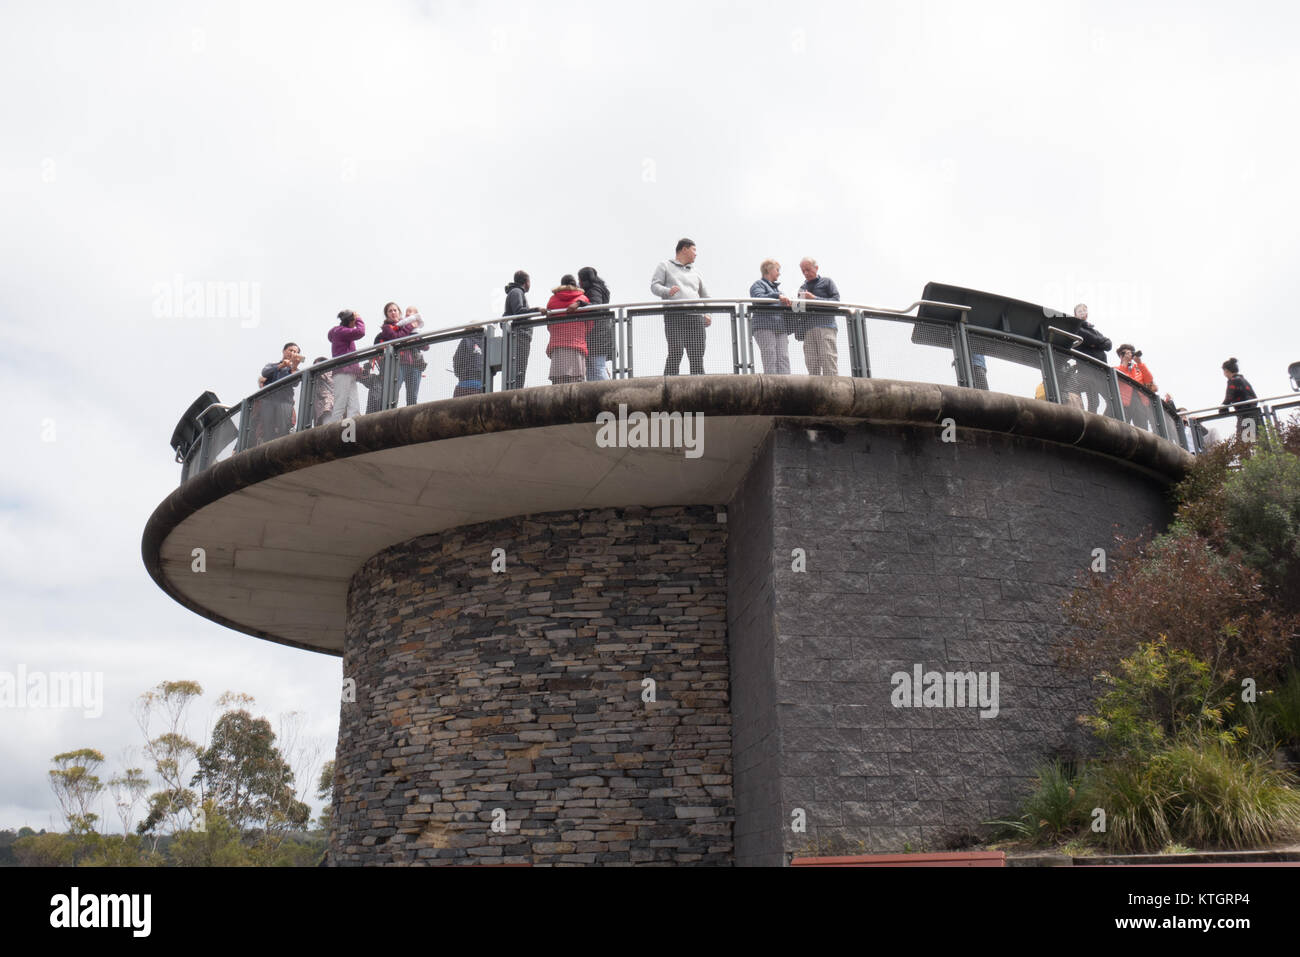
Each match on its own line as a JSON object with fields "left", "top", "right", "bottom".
{"left": 1115, "top": 343, "right": 1157, "bottom": 431}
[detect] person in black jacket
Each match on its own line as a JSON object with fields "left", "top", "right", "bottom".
{"left": 453, "top": 327, "right": 487, "bottom": 397}
{"left": 1219, "top": 357, "right": 1264, "bottom": 441}
{"left": 1072, "top": 303, "right": 1113, "bottom": 415}
{"left": 578, "top": 266, "right": 613, "bottom": 380}
{"left": 503, "top": 270, "right": 537, "bottom": 390}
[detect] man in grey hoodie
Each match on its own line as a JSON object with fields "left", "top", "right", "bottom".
{"left": 650, "top": 238, "right": 711, "bottom": 376}
{"left": 504, "top": 270, "right": 537, "bottom": 390}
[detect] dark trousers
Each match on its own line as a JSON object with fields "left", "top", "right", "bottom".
{"left": 664, "top": 315, "right": 706, "bottom": 376}
{"left": 507, "top": 333, "right": 532, "bottom": 390}
{"left": 1125, "top": 397, "right": 1152, "bottom": 431}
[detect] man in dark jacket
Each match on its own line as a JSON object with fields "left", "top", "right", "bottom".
{"left": 504, "top": 270, "right": 537, "bottom": 390}
{"left": 1072, "top": 303, "right": 1113, "bottom": 415}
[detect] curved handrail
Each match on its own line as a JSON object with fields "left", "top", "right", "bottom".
{"left": 177, "top": 297, "right": 1197, "bottom": 482}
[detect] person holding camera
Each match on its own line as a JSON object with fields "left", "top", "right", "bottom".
{"left": 1115, "top": 343, "right": 1157, "bottom": 431}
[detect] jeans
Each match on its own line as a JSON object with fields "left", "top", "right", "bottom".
{"left": 752, "top": 329, "right": 791, "bottom": 374}
{"left": 664, "top": 314, "right": 706, "bottom": 375}
{"left": 401, "top": 364, "right": 421, "bottom": 405}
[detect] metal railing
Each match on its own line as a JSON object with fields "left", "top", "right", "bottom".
{"left": 176, "top": 298, "right": 1204, "bottom": 482}
{"left": 1178, "top": 394, "right": 1300, "bottom": 453}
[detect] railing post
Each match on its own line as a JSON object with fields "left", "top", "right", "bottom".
{"left": 954, "top": 320, "right": 976, "bottom": 389}
{"left": 380, "top": 344, "right": 397, "bottom": 410}
{"left": 731, "top": 306, "right": 745, "bottom": 374}
{"left": 625, "top": 309, "right": 635, "bottom": 378}
{"left": 1150, "top": 389, "right": 1170, "bottom": 440}
{"left": 614, "top": 308, "right": 627, "bottom": 378}
{"left": 197, "top": 424, "right": 213, "bottom": 473}
{"left": 483, "top": 325, "right": 498, "bottom": 394}
{"left": 1041, "top": 345, "right": 1063, "bottom": 404}
{"left": 1106, "top": 367, "right": 1126, "bottom": 422}
{"left": 847, "top": 310, "right": 868, "bottom": 378}
{"left": 236, "top": 397, "right": 252, "bottom": 452}
{"left": 298, "top": 368, "right": 313, "bottom": 433}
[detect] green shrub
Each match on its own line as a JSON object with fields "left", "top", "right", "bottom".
{"left": 1260, "top": 668, "right": 1300, "bottom": 748}
{"left": 1083, "top": 739, "right": 1300, "bottom": 852}
{"left": 1222, "top": 446, "right": 1300, "bottom": 595}
{"left": 988, "top": 761, "right": 1090, "bottom": 844}
{"left": 1081, "top": 638, "right": 1242, "bottom": 755}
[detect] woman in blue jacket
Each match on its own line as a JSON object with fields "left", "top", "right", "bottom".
{"left": 749, "top": 259, "right": 793, "bottom": 374}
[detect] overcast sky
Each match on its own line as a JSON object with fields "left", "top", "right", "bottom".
{"left": 2, "top": 0, "right": 1298, "bottom": 832}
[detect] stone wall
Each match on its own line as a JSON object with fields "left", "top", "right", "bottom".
{"left": 331, "top": 505, "right": 733, "bottom": 865}
{"left": 725, "top": 432, "right": 783, "bottom": 867}
{"left": 755, "top": 420, "right": 1172, "bottom": 861}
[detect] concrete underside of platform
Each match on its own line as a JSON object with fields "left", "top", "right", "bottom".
{"left": 143, "top": 376, "right": 1192, "bottom": 655}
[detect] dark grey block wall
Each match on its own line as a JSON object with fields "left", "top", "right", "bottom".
{"left": 728, "top": 420, "right": 1172, "bottom": 864}
{"left": 724, "top": 432, "right": 783, "bottom": 867}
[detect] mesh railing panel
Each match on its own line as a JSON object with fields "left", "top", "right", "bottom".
{"left": 1118, "top": 378, "right": 1160, "bottom": 434}
{"left": 866, "top": 317, "right": 960, "bottom": 385}
{"left": 966, "top": 330, "right": 1045, "bottom": 400}
{"left": 204, "top": 406, "right": 241, "bottom": 467}
{"left": 245, "top": 378, "right": 300, "bottom": 449}
{"left": 625, "top": 307, "right": 740, "bottom": 378}
{"left": 1060, "top": 353, "right": 1120, "bottom": 418}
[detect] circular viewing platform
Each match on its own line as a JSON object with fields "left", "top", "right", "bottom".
{"left": 144, "top": 374, "right": 1190, "bottom": 655}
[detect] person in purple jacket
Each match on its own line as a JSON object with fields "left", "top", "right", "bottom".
{"left": 327, "top": 309, "right": 366, "bottom": 423}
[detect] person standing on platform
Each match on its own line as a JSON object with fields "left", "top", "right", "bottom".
{"left": 257, "top": 342, "right": 303, "bottom": 441}
{"left": 327, "top": 311, "right": 366, "bottom": 423}
{"left": 1115, "top": 343, "right": 1157, "bottom": 431}
{"left": 1073, "top": 303, "right": 1113, "bottom": 415}
{"left": 651, "top": 238, "right": 711, "bottom": 376}
{"left": 578, "top": 266, "right": 613, "bottom": 381}
{"left": 545, "top": 275, "right": 591, "bottom": 384}
{"left": 504, "top": 270, "right": 538, "bottom": 390}
{"left": 749, "top": 259, "right": 793, "bottom": 374}
{"left": 1220, "top": 357, "right": 1265, "bottom": 441}
{"left": 795, "top": 257, "right": 840, "bottom": 376}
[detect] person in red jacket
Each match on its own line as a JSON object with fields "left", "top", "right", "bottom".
{"left": 545, "top": 276, "right": 591, "bottom": 384}
{"left": 1115, "top": 343, "right": 1157, "bottom": 431}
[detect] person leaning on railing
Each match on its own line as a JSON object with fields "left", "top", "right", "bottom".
{"left": 651, "top": 238, "right": 711, "bottom": 376}
{"left": 452, "top": 327, "right": 486, "bottom": 397}
{"left": 1219, "top": 357, "right": 1265, "bottom": 440}
{"left": 1115, "top": 343, "right": 1157, "bottom": 431}
{"left": 749, "top": 259, "right": 793, "bottom": 374}
{"left": 795, "top": 257, "right": 840, "bottom": 376}
{"left": 545, "top": 275, "right": 592, "bottom": 385}
{"left": 1072, "top": 303, "right": 1113, "bottom": 415}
